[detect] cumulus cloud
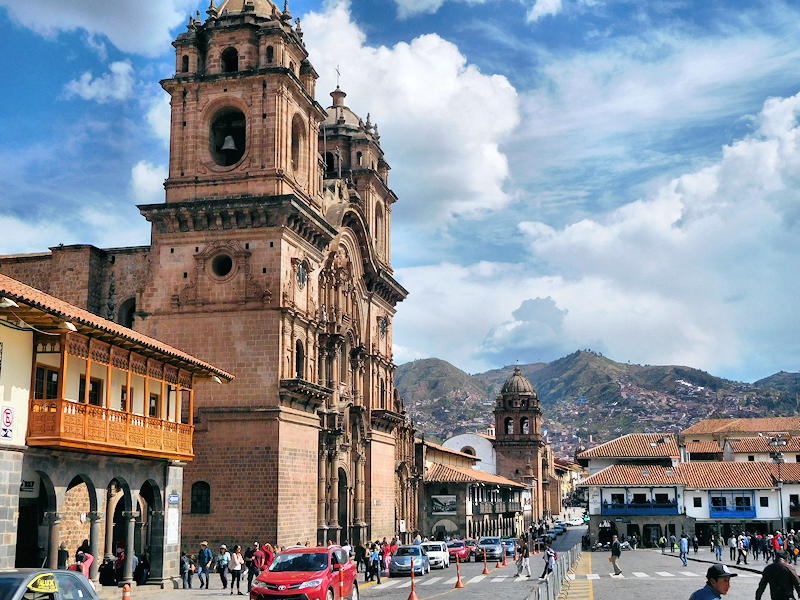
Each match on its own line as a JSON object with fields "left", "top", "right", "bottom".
{"left": 392, "top": 0, "right": 486, "bottom": 18}
{"left": 302, "top": 0, "right": 519, "bottom": 223}
{"left": 146, "top": 94, "right": 172, "bottom": 147}
{"left": 527, "top": 0, "right": 563, "bottom": 22}
{"left": 64, "top": 61, "right": 136, "bottom": 103}
{"left": 130, "top": 161, "right": 167, "bottom": 204}
{"left": 401, "top": 91, "right": 800, "bottom": 380}
{"left": 0, "top": 0, "right": 194, "bottom": 57}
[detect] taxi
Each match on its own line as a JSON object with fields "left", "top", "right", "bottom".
{"left": 0, "top": 569, "right": 99, "bottom": 600}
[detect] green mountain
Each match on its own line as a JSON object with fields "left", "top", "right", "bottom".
{"left": 395, "top": 351, "right": 800, "bottom": 457}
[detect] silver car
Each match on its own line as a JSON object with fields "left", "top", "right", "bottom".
{"left": 389, "top": 545, "right": 430, "bottom": 576}
{"left": 475, "top": 536, "right": 504, "bottom": 561}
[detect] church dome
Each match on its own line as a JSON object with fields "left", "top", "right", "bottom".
{"left": 500, "top": 366, "right": 536, "bottom": 396}
{"left": 216, "top": 0, "right": 278, "bottom": 17}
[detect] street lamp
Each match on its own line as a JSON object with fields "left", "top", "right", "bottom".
{"left": 764, "top": 433, "right": 788, "bottom": 533}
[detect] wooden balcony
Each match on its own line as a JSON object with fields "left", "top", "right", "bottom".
{"left": 28, "top": 399, "right": 193, "bottom": 460}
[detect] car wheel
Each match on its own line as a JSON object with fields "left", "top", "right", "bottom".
{"left": 351, "top": 581, "right": 360, "bottom": 600}
{"left": 326, "top": 589, "right": 335, "bottom": 600}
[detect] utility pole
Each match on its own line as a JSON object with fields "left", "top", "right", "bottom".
{"left": 764, "top": 433, "right": 788, "bottom": 533}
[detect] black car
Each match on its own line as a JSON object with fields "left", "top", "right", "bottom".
{"left": 0, "top": 569, "right": 99, "bottom": 600}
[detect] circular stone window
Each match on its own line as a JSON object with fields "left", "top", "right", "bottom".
{"left": 209, "top": 107, "right": 246, "bottom": 166}
{"left": 211, "top": 253, "right": 234, "bottom": 278}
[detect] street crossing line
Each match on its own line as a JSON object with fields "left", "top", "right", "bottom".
{"left": 567, "top": 573, "right": 576, "bottom": 580}
{"left": 491, "top": 577, "right": 505, "bottom": 582}
{"left": 655, "top": 571, "right": 674, "bottom": 577}
{"left": 684, "top": 572, "right": 699, "bottom": 576}
{"left": 420, "top": 577, "right": 441, "bottom": 586}
{"left": 375, "top": 580, "right": 398, "bottom": 588}
{"left": 395, "top": 581, "right": 411, "bottom": 588}
{"left": 587, "top": 574, "right": 600, "bottom": 579}
{"left": 467, "top": 575, "right": 486, "bottom": 584}
{"left": 632, "top": 572, "right": 649, "bottom": 577}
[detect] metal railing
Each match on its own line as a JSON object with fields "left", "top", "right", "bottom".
{"left": 527, "top": 541, "right": 581, "bottom": 600}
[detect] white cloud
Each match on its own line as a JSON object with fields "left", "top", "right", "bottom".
{"left": 0, "top": 215, "right": 72, "bottom": 254}
{"left": 527, "top": 0, "right": 563, "bottom": 22}
{"left": 302, "top": 0, "right": 519, "bottom": 223}
{"left": 64, "top": 61, "right": 136, "bottom": 103}
{"left": 130, "top": 161, "right": 167, "bottom": 204}
{"left": 0, "top": 0, "right": 194, "bottom": 57}
{"left": 146, "top": 94, "right": 172, "bottom": 147}
{"left": 392, "top": 0, "right": 486, "bottom": 18}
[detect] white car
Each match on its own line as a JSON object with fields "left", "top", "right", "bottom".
{"left": 421, "top": 541, "right": 450, "bottom": 569}
{"left": 567, "top": 518, "right": 584, "bottom": 526}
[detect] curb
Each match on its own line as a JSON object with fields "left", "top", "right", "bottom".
{"left": 665, "top": 552, "right": 766, "bottom": 575}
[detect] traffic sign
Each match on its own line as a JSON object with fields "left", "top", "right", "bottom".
{"left": 1, "top": 406, "right": 13, "bottom": 440}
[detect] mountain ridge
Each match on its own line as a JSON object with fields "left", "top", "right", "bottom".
{"left": 395, "top": 351, "right": 800, "bottom": 457}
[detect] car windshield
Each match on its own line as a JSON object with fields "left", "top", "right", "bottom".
{"left": 0, "top": 576, "right": 26, "bottom": 600}
{"left": 268, "top": 552, "right": 328, "bottom": 572}
{"left": 504, "top": 540, "right": 516, "bottom": 545}
{"left": 480, "top": 538, "right": 500, "bottom": 545}
{"left": 448, "top": 542, "right": 464, "bottom": 548}
{"left": 396, "top": 547, "right": 421, "bottom": 556}
{"left": 422, "top": 544, "right": 441, "bottom": 552}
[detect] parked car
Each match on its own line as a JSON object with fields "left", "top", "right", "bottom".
{"left": 464, "top": 538, "right": 478, "bottom": 557}
{"left": 553, "top": 524, "right": 567, "bottom": 536}
{"left": 0, "top": 570, "right": 100, "bottom": 600}
{"left": 421, "top": 541, "right": 449, "bottom": 569}
{"left": 389, "top": 545, "right": 430, "bottom": 577}
{"left": 447, "top": 541, "right": 471, "bottom": 563}
{"left": 502, "top": 538, "right": 518, "bottom": 558}
{"left": 251, "top": 546, "right": 358, "bottom": 600}
{"left": 474, "top": 537, "right": 504, "bottom": 562}
{"left": 567, "top": 518, "right": 584, "bottom": 526}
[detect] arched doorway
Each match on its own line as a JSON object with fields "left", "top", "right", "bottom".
{"left": 139, "top": 479, "right": 165, "bottom": 582}
{"left": 15, "top": 470, "right": 56, "bottom": 568}
{"left": 337, "top": 468, "right": 348, "bottom": 544}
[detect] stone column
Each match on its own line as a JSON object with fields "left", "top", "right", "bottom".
{"left": 45, "top": 512, "right": 64, "bottom": 570}
{"left": 329, "top": 457, "right": 339, "bottom": 532}
{"left": 88, "top": 511, "right": 104, "bottom": 581}
{"left": 318, "top": 448, "right": 329, "bottom": 535}
{"left": 355, "top": 454, "right": 365, "bottom": 524}
{"left": 121, "top": 511, "right": 139, "bottom": 584}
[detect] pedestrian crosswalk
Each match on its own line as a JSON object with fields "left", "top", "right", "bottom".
{"left": 573, "top": 569, "right": 760, "bottom": 580}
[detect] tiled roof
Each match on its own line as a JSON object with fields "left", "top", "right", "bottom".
{"left": 554, "top": 458, "right": 581, "bottom": 470}
{"left": 0, "top": 273, "right": 234, "bottom": 380}
{"left": 578, "top": 465, "right": 683, "bottom": 487}
{"left": 417, "top": 439, "right": 479, "bottom": 461}
{"left": 580, "top": 461, "right": 777, "bottom": 489}
{"left": 682, "top": 418, "right": 800, "bottom": 435}
{"left": 477, "top": 433, "right": 496, "bottom": 440}
{"left": 425, "top": 462, "right": 525, "bottom": 488}
{"left": 577, "top": 433, "right": 679, "bottom": 459}
{"left": 727, "top": 437, "right": 800, "bottom": 453}
{"left": 685, "top": 441, "right": 721, "bottom": 454}
{"left": 680, "top": 461, "right": 775, "bottom": 489}
{"left": 773, "top": 463, "right": 800, "bottom": 483}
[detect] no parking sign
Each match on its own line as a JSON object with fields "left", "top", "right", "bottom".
{"left": 1, "top": 406, "right": 14, "bottom": 441}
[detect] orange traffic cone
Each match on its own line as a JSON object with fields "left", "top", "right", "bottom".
{"left": 482, "top": 550, "right": 490, "bottom": 575}
{"left": 454, "top": 555, "right": 465, "bottom": 588}
{"left": 408, "top": 557, "right": 419, "bottom": 600}
{"left": 502, "top": 547, "right": 508, "bottom": 567}
{"left": 121, "top": 583, "right": 131, "bottom": 600}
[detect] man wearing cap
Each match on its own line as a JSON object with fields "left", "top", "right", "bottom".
{"left": 198, "top": 541, "right": 213, "bottom": 589}
{"left": 756, "top": 550, "right": 800, "bottom": 600}
{"left": 689, "top": 563, "right": 737, "bottom": 600}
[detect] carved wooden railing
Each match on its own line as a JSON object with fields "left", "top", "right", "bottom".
{"left": 28, "top": 399, "right": 193, "bottom": 459}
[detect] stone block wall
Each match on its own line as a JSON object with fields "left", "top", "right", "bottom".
{"left": 0, "top": 449, "right": 23, "bottom": 569}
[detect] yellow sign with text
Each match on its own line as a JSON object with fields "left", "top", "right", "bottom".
{"left": 28, "top": 573, "right": 58, "bottom": 594}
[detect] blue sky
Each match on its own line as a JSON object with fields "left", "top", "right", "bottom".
{"left": 1, "top": 0, "right": 799, "bottom": 382}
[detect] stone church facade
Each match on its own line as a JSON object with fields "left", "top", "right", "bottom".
{"left": 0, "top": 0, "right": 417, "bottom": 548}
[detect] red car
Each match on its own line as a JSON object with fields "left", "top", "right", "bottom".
{"left": 251, "top": 546, "right": 358, "bottom": 600}
{"left": 447, "top": 541, "right": 471, "bottom": 562}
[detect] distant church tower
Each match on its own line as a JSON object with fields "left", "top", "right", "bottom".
{"left": 493, "top": 367, "right": 550, "bottom": 518}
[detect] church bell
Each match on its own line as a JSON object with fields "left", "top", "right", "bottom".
{"left": 221, "top": 135, "right": 237, "bottom": 151}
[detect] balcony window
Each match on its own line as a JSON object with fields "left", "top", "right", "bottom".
{"left": 148, "top": 393, "right": 160, "bottom": 418}
{"left": 654, "top": 493, "right": 669, "bottom": 504}
{"left": 35, "top": 366, "right": 59, "bottom": 400}
{"left": 711, "top": 496, "right": 726, "bottom": 509}
{"left": 120, "top": 386, "right": 132, "bottom": 412}
{"left": 610, "top": 493, "right": 624, "bottom": 505}
{"left": 760, "top": 496, "right": 769, "bottom": 507}
{"left": 632, "top": 493, "right": 647, "bottom": 504}
{"left": 693, "top": 497, "right": 702, "bottom": 508}
{"left": 78, "top": 376, "right": 103, "bottom": 406}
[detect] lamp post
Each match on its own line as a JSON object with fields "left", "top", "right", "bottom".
{"left": 765, "top": 433, "right": 788, "bottom": 533}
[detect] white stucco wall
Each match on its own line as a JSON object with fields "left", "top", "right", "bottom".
{"left": 442, "top": 433, "right": 496, "bottom": 474}
{"left": 0, "top": 324, "right": 33, "bottom": 447}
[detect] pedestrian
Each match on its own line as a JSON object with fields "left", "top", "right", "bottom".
{"left": 382, "top": 541, "right": 392, "bottom": 573}
{"left": 369, "top": 544, "right": 382, "bottom": 584}
{"left": 693, "top": 534, "right": 699, "bottom": 554}
{"left": 669, "top": 533, "right": 677, "bottom": 553}
{"left": 660, "top": 535, "right": 667, "bottom": 554}
{"left": 229, "top": 544, "right": 244, "bottom": 595}
{"left": 610, "top": 535, "right": 622, "bottom": 576}
{"left": 57, "top": 542, "right": 69, "bottom": 570}
{"left": 715, "top": 534, "right": 724, "bottom": 562}
{"left": 216, "top": 544, "right": 231, "bottom": 589}
{"left": 689, "top": 563, "right": 737, "bottom": 600}
{"left": 198, "top": 541, "right": 213, "bottom": 589}
{"left": 515, "top": 539, "right": 531, "bottom": 578}
{"left": 248, "top": 541, "right": 266, "bottom": 593}
{"left": 756, "top": 550, "right": 800, "bottom": 600}
{"left": 680, "top": 534, "right": 689, "bottom": 567}
{"left": 263, "top": 543, "right": 275, "bottom": 569}
{"left": 180, "top": 550, "right": 194, "bottom": 589}
{"left": 736, "top": 536, "right": 748, "bottom": 565}
{"left": 539, "top": 544, "right": 555, "bottom": 579}
{"left": 728, "top": 535, "right": 737, "bottom": 561}
{"left": 355, "top": 541, "right": 366, "bottom": 572}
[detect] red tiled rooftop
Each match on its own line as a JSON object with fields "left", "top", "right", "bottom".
{"left": 577, "top": 433, "right": 679, "bottom": 459}
{"left": 0, "top": 273, "right": 233, "bottom": 380}
{"left": 682, "top": 418, "right": 800, "bottom": 435}
{"left": 727, "top": 437, "right": 800, "bottom": 453}
{"left": 579, "top": 464, "right": 682, "bottom": 486}
{"left": 425, "top": 462, "right": 525, "bottom": 488}
{"left": 417, "top": 439, "right": 480, "bottom": 461}
{"left": 579, "top": 461, "right": 777, "bottom": 489}
{"left": 685, "top": 441, "right": 721, "bottom": 454}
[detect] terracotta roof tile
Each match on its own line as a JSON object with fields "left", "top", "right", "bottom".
{"left": 417, "top": 439, "right": 480, "bottom": 461}
{"left": 773, "top": 463, "right": 800, "bottom": 483}
{"left": 685, "top": 441, "right": 721, "bottom": 454}
{"left": 577, "top": 433, "right": 679, "bottom": 459}
{"left": 580, "top": 461, "right": 777, "bottom": 489}
{"left": 727, "top": 437, "right": 800, "bottom": 453}
{"left": 578, "top": 465, "right": 682, "bottom": 487}
{"left": 0, "top": 273, "right": 233, "bottom": 380}
{"left": 682, "top": 418, "right": 800, "bottom": 435}
{"left": 425, "top": 462, "right": 525, "bottom": 488}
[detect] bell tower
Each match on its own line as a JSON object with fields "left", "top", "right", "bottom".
{"left": 162, "top": 0, "right": 326, "bottom": 207}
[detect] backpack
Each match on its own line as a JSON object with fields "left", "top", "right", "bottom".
{"left": 553, "top": 551, "right": 558, "bottom": 560}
